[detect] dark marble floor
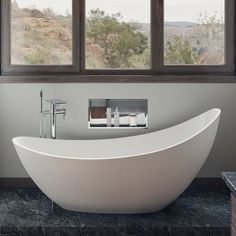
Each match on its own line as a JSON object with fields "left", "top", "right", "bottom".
{"left": 0, "top": 186, "right": 231, "bottom": 236}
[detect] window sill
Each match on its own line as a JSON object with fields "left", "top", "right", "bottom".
{"left": 0, "top": 74, "right": 235, "bottom": 83}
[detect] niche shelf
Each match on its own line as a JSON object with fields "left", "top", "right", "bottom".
{"left": 88, "top": 99, "right": 148, "bottom": 129}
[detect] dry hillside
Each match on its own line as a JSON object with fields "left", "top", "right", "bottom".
{"left": 12, "top": 7, "right": 72, "bottom": 65}
{"left": 11, "top": 5, "right": 224, "bottom": 67}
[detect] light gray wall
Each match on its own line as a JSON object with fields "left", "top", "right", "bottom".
{"left": 0, "top": 83, "right": 235, "bottom": 177}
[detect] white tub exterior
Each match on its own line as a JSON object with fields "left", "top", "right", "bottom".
{"left": 13, "top": 109, "right": 221, "bottom": 214}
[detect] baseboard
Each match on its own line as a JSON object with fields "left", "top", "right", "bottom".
{"left": 0, "top": 177, "right": 227, "bottom": 189}
{"left": 189, "top": 177, "right": 227, "bottom": 191}
{"left": 0, "top": 178, "right": 36, "bottom": 188}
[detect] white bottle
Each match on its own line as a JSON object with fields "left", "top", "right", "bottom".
{"left": 129, "top": 113, "right": 137, "bottom": 127}
{"left": 106, "top": 107, "right": 112, "bottom": 127}
{"left": 137, "top": 113, "right": 146, "bottom": 126}
{"left": 114, "top": 107, "right": 120, "bottom": 127}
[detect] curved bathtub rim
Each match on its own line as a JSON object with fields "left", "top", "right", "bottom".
{"left": 12, "top": 108, "right": 221, "bottom": 161}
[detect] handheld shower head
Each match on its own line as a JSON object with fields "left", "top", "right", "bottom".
{"left": 40, "top": 90, "right": 44, "bottom": 138}
{"left": 40, "top": 90, "right": 43, "bottom": 112}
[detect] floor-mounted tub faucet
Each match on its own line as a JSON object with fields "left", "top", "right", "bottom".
{"left": 40, "top": 90, "right": 67, "bottom": 139}
{"left": 47, "top": 99, "right": 67, "bottom": 139}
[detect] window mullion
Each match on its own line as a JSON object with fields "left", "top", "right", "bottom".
{"left": 152, "top": 0, "right": 164, "bottom": 73}
{"left": 73, "top": 0, "right": 82, "bottom": 72}
{"left": 1, "top": 0, "right": 11, "bottom": 73}
{"left": 79, "top": 0, "right": 86, "bottom": 72}
{"left": 225, "top": 0, "right": 235, "bottom": 72}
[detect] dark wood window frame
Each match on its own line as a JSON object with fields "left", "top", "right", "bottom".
{"left": 0, "top": 0, "right": 235, "bottom": 83}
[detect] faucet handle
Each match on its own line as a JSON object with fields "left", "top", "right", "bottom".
{"left": 63, "top": 111, "right": 67, "bottom": 120}
{"left": 47, "top": 99, "right": 66, "bottom": 105}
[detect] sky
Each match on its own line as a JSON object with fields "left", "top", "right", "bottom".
{"left": 15, "top": 0, "right": 224, "bottom": 23}
{"left": 15, "top": 0, "right": 72, "bottom": 15}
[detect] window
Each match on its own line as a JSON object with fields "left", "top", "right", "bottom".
{"left": 0, "top": 0, "right": 235, "bottom": 81}
{"left": 11, "top": 0, "right": 72, "bottom": 65}
{"left": 85, "top": 0, "right": 151, "bottom": 70}
{"left": 164, "top": 0, "right": 225, "bottom": 65}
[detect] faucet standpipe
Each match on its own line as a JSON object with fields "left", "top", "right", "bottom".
{"left": 39, "top": 92, "right": 67, "bottom": 140}
{"left": 49, "top": 102, "right": 67, "bottom": 139}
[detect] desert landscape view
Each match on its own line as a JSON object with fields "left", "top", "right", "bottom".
{"left": 11, "top": 1, "right": 224, "bottom": 68}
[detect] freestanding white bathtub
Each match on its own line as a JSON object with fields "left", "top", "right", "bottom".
{"left": 13, "top": 108, "right": 220, "bottom": 214}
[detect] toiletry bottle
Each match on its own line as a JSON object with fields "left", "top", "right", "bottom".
{"left": 129, "top": 113, "right": 137, "bottom": 127}
{"left": 114, "top": 107, "right": 120, "bottom": 127}
{"left": 106, "top": 107, "right": 112, "bottom": 127}
{"left": 136, "top": 113, "right": 146, "bottom": 126}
